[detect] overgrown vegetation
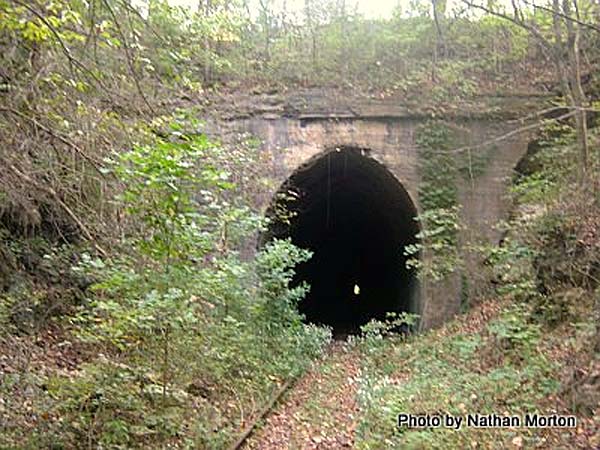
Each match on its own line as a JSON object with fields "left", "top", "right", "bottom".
{"left": 1, "top": 119, "right": 330, "bottom": 448}
{"left": 354, "top": 116, "right": 600, "bottom": 449}
{"left": 405, "top": 121, "right": 462, "bottom": 283}
{"left": 1, "top": 0, "right": 599, "bottom": 447}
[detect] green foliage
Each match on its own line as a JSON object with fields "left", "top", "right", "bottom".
{"left": 145, "top": 0, "right": 247, "bottom": 84}
{"left": 487, "top": 305, "right": 541, "bottom": 355}
{"left": 44, "top": 360, "right": 182, "bottom": 448}
{"left": 510, "top": 120, "right": 578, "bottom": 205}
{"left": 511, "top": 170, "right": 558, "bottom": 204}
{"left": 431, "top": 61, "right": 479, "bottom": 101}
{"left": 358, "top": 312, "right": 420, "bottom": 374}
{"left": 482, "top": 212, "right": 585, "bottom": 328}
{"left": 19, "top": 122, "right": 331, "bottom": 448}
{"left": 407, "top": 121, "right": 464, "bottom": 282}
{"left": 360, "top": 312, "right": 419, "bottom": 338}
{"left": 112, "top": 125, "right": 233, "bottom": 261}
{"left": 489, "top": 122, "right": 600, "bottom": 329}
{"left": 204, "top": 0, "right": 541, "bottom": 92}
{"left": 355, "top": 305, "right": 559, "bottom": 449}
{"left": 405, "top": 207, "right": 463, "bottom": 281}
{"left": 415, "top": 121, "right": 459, "bottom": 211}
{"left": 352, "top": 116, "right": 600, "bottom": 449}
{"left": 255, "top": 239, "right": 312, "bottom": 329}
{"left": 1, "top": 1, "right": 598, "bottom": 448}
{"left": 75, "top": 125, "right": 225, "bottom": 350}
{"left": 0, "top": 1, "right": 84, "bottom": 45}
{"left": 484, "top": 233, "right": 539, "bottom": 301}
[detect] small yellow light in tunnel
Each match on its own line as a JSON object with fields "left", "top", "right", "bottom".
{"left": 354, "top": 284, "right": 360, "bottom": 295}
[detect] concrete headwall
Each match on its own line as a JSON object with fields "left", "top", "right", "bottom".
{"left": 214, "top": 92, "right": 538, "bottom": 329}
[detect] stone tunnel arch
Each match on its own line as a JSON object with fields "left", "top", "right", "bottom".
{"left": 261, "top": 146, "right": 420, "bottom": 335}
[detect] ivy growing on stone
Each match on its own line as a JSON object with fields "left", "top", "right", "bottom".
{"left": 405, "top": 120, "right": 463, "bottom": 282}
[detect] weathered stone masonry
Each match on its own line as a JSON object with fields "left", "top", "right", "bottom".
{"left": 215, "top": 92, "right": 538, "bottom": 329}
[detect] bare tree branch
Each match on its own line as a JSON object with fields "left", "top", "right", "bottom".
{"left": 101, "top": 0, "right": 156, "bottom": 115}
{"left": 459, "top": 0, "right": 555, "bottom": 52}
{"left": 441, "top": 109, "right": 583, "bottom": 154}
{"left": 10, "top": 0, "right": 122, "bottom": 105}
{"left": 5, "top": 163, "right": 107, "bottom": 256}
{"left": 0, "top": 107, "right": 106, "bottom": 174}
{"left": 521, "top": 0, "right": 600, "bottom": 33}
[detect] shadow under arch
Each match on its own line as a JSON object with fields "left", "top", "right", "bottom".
{"left": 261, "top": 146, "right": 420, "bottom": 336}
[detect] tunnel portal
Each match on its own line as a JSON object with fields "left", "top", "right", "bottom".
{"left": 264, "top": 147, "right": 420, "bottom": 335}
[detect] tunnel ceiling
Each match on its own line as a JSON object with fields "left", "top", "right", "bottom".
{"left": 264, "top": 146, "right": 420, "bottom": 336}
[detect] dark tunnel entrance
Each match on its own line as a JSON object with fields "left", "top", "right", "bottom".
{"left": 263, "top": 147, "right": 420, "bottom": 335}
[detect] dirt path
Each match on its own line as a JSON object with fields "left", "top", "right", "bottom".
{"left": 244, "top": 340, "right": 361, "bottom": 450}
{"left": 242, "top": 300, "right": 509, "bottom": 450}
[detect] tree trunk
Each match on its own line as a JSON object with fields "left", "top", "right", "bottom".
{"left": 564, "top": 0, "right": 589, "bottom": 183}
{"left": 552, "top": 0, "right": 589, "bottom": 184}
{"left": 200, "top": 0, "right": 212, "bottom": 84}
{"left": 431, "top": 0, "right": 446, "bottom": 59}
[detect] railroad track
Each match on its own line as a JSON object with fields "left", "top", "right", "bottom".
{"left": 229, "top": 340, "right": 357, "bottom": 450}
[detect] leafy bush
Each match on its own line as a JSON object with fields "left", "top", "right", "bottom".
{"left": 22, "top": 122, "right": 331, "bottom": 448}
{"left": 405, "top": 207, "right": 463, "bottom": 282}
{"left": 355, "top": 305, "right": 559, "bottom": 450}
{"left": 487, "top": 305, "right": 541, "bottom": 355}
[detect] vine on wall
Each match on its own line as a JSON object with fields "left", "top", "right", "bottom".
{"left": 405, "top": 120, "right": 463, "bottom": 282}
{"left": 457, "top": 145, "right": 494, "bottom": 180}
{"left": 416, "top": 122, "right": 459, "bottom": 211}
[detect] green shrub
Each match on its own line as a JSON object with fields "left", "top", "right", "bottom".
{"left": 31, "top": 121, "right": 330, "bottom": 448}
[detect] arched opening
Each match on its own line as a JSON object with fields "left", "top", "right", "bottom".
{"left": 263, "top": 147, "right": 420, "bottom": 335}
